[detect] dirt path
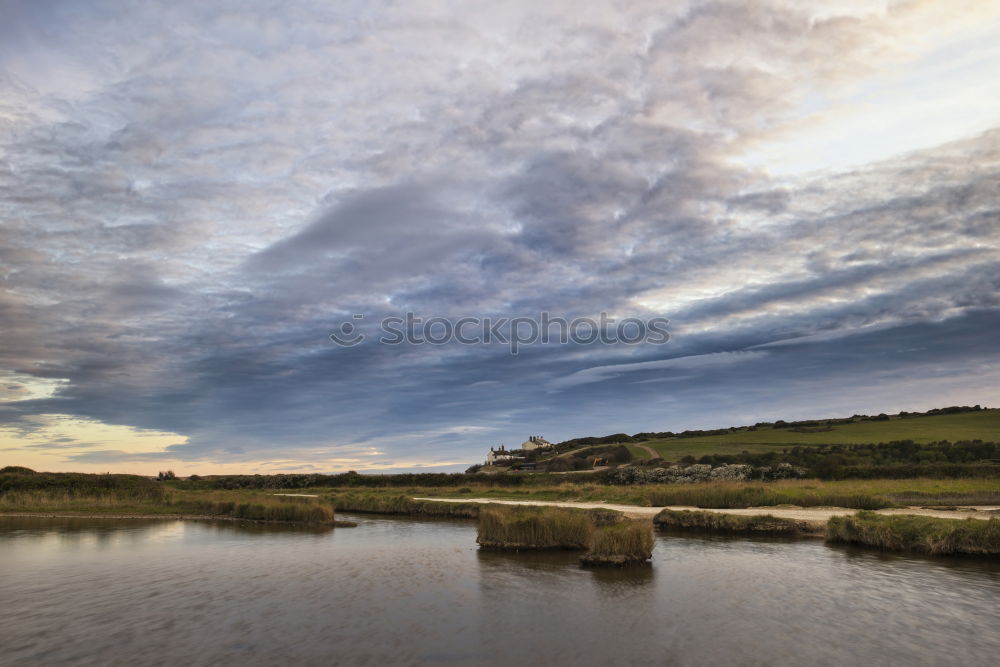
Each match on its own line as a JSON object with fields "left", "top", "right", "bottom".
{"left": 633, "top": 444, "right": 660, "bottom": 459}
{"left": 413, "top": 498, "right": 1000, "bottom": 523}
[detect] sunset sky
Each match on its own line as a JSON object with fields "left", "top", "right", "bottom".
{"left": 1, "top": 0, "right": 998, "bottom": 475}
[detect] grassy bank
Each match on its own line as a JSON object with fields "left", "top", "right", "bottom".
{"left": 581, "top": 520, "right": 654, "bottom": 566}
{"left": 0, "top": 482, "right": 338, "bottom": 524}
{"left": 826, "top": 511, "right": 1000, "bottom": 556}
{"left": 406, "top": 478, "right": 1000, "bottom": 508}
{"left": 325, "top": 491, "right": 483, "bottom": 518}
{"left": 477, "top": 505, "right": 593, "bottom": 550}
{"left": 631, "top": 409, "right": 1000, "bottom": 460}
{"left": 653, "top": 509, "right": 816, "bottom": 535}
{"left": 642, "top": 484, "right": 889, "bottom": 509}
{"left": 4, "top": 470, "right": 996, "bottom": 524}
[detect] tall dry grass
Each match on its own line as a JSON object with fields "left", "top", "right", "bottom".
{"left": 826, "top": 511, "right": 1000, "bottom": 556}
{"left": 326, "top": 492, "right": 481, "bottom": 518}
{"left": 642, "top": 483, "right": 890, "bottom": 509}
{"left": 477, "top": 505, "right": 593, "bottom": 549}
{"left": 653, "top": 509, "right": 813, "bottom": 535}
{"left": 0, "top": 486, "right": 335, "bottom": 523}
{"left": 581, "top": 520, "right": 654, "bottom": 565}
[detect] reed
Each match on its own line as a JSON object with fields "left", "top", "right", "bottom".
{"left": 581, "top": 520, "right": 654, "bottom": 566}
{"left": 825, "top": 511, "right": 1000, "bottom": 556}
{"left": 0, "top": 471, "right": 166, "bottom": 503}
{"left": 653, "top": 509, "right": 814, "bottom": 535}
{"left": 0, "top": 490, "right": 162, "bottom": 512}
{"left": 477, "top": 505, "right": 593, "bottom": 550}
{"left": 174, "top": 493, "right": 335, "bottom": 523}
{"left": 326, "top": 492, "right": 482, "bottom": 518}
{"left": 642, "top": 484, "right": 890, "bottom": 510}
{"left": 0, "top": 486, "right": 336, "bottom": 524}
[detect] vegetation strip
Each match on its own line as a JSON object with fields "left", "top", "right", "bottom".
{"left": 581, "top": 520, "right": 654, "bottom": 566}
{"left": 653, "top": 509, "right": 819, "bottom": 536}
{"left": 826, "top": 511, "right": 1000, "bottom": 556}
{"left": 0, "top": 472, "right": 345, "bottom": 525}
{"left": 0, "top": 511, "right": 357, "bottom": 527}
{"left": 477, "top": 505, "right": 593, "bottom": 550}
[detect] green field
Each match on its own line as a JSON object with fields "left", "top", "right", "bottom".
{"left": 627, "top": 410, "right": 1000, "bottom": 461}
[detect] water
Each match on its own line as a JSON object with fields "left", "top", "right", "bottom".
{"left": 1, "top": 514, "right": 997, "bottom": 666}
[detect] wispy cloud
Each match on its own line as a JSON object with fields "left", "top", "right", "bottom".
{"left": 1, "top": 0, "right": 998, "bottom": 472}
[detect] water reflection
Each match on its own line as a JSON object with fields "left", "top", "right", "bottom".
{"left": 0, "top": 515, "right": 997, "bottom": 667}
{"left": 476, "top": 547, "right": 655, "bottom": 585}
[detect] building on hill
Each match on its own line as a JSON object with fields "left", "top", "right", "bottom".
{"left": 521, "top": 435, "right": 552, "bottom": 451}
{"left": 486, "top": 445, "right": 520, "bottom": 465}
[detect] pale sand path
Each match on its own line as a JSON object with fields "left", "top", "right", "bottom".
{"left": 633, "top": 444, "right": 660, "bottom": 459}
{"left": 414, "top": 497, "right": 999, "bottom": 522}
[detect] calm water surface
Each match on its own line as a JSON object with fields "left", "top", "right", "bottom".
{"left": 1, "top": 514, "right": 998, "bottom": 666}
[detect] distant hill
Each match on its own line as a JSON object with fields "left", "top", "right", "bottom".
{"left": 550, "top": 406, "right": 999, "bottom": 462}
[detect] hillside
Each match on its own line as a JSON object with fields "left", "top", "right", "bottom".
{"left": 562, "top": 408, "right": 1000, "bottom": 463}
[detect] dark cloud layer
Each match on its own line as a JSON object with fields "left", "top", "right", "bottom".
{"left": 1, "top": 1, "right": 998, "bottom": 470}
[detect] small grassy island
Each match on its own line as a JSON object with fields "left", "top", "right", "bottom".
{"left": 476, "top": 504, "right": 653, "bottom": 566}
{"left": 653, "top": 509, "right": 817, "bottom": 536}
{"left": 826, "top": 511, "right": 1000, "bottom": 556}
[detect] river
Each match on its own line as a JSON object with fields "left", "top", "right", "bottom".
{"left": 1, "top": 514, "right": 997, "bottom": 666}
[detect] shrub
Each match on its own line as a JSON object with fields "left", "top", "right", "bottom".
{"left": 0, "top": 466, "right": 35, "bottom": 474}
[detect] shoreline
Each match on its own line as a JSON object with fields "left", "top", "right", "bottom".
{"left": 413, "top": 497, "right": 1000, "bottom": 523}
{"left": 0, "top": 511, "right": 357, "bottom": 527}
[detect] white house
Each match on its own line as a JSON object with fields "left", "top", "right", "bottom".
{"left": 486, "top": 445, "right": 516, "bottom": 465}
{"left": 520, "top": 435, "right": 553, "bottom": 451}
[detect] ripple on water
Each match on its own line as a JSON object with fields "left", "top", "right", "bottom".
{"left": 0, "top": 515, "right": 997, "bottom": 666}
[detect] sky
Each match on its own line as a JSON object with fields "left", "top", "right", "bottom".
{"left": 1, "top": 0, "right": 998, "bottom": 475}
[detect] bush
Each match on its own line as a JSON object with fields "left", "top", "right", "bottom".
{"left": 0, "top": 466, "right": 35, "bottom": 474}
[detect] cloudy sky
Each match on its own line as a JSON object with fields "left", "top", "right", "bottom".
{"left": 1, "top": 0, "right": 998, "bottom": 474}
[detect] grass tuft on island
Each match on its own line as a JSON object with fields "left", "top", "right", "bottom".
{"left": 581, "top": 520, "right": 654, "bottom": 566}
{"left": 477, "top": 505, "right": 593, "bottom": 550}
{"left": 653, "top": 509, "right": 817, "bottom": 535}
{"left": 826, "top": 511, "right": 1000, "bottom": 556}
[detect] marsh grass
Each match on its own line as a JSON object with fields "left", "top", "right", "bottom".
{"left": 172, "top": 491, "right": 334, "bottom": 523}
{"left": 0, "top": 484, "right": 336, "bottom": 524}
{"left": 0, "top": 471, "right": 166, "bottom": 503}
{"left": 653, "top": 509, "right": 814, "bottom": 535}
{"left": 0, "top": 490, "right": 164, "bottom": 512}
{"left": 826, "top": 511, "right": 1000, "bottom": 556}
{"left": 581, "top": 520, "right": 654, "bottom": 565}
{"left": 477, "top": 505, "right": 593, "bottom": 550}
{"left": 642, "top": 484, "right": 889, "bottom": 510}
{"left": 313, "top": 478, "right": 997, "bottom": 508}
{"left": 326, "top": 492, "right": 482, "bottom": 518}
